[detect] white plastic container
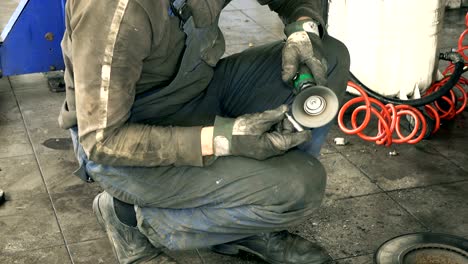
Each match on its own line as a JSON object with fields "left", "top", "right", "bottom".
{"left": 328, "top": 0, "right": 446, "bottom": 98}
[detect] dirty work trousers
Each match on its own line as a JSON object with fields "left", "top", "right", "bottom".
{"left": 71, "top": 37, "right": 350, "bottom": 250}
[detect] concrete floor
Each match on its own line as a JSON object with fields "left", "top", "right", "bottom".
{"left": 0, "top": 0, "right": 19, "bottom": 41}
{"left": 1, "top": 1, "right": 468, "bottom": 264}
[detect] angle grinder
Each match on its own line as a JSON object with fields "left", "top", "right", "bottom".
{"left": 286, "top": 67, "right": 339, "bottom": 131}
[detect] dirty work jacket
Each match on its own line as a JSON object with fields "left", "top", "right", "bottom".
{"left": 58, "top": 0, "right": 325, "bottom": 167}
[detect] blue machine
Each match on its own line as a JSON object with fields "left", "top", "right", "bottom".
{"left": 0, "top": 0, "right": 67, "bottom": 77}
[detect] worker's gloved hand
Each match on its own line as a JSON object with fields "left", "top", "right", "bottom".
{"left": 282, "top": 20, "right": 328, "bottom": 86}
{"left": 213, "top": 105, "right": 311, "bottom": 160}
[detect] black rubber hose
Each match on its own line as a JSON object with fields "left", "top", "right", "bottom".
{"left": 349, "top": 52, "right": 465, "bottom": 107}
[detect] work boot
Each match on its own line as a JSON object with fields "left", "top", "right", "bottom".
{"left": 212, "top": 231, "right": 332, "bottom": 264}
{"left": 93, "top": 192, "right": 178, "bottom": 264}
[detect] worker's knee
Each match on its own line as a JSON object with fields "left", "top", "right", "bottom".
{"left": 325, "top": 36, "right": 350, "bottom": 72}
{"left": 265, "top": 150, "right": 327, "bottom": 210}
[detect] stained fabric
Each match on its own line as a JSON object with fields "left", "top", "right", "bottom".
{"left": 70, "top": 38, "right": 350, "bottom": 249}
{"left": 59, "top": 0, "right": 325, "bottom": 168}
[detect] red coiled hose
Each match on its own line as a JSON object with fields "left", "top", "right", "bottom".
{"left": 338, "top": 15, "right": 468, "bottom": 146}
{"left": 338, "top": 82, "right": 427, "bottom": 146}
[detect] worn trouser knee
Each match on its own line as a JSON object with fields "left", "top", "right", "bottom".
{"left": 258, "top": 150, "right": 327, "bottom": 214}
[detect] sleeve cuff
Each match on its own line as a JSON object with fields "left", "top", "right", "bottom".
{"left": 213, "top": 116, "right": 235, "bottom": 156}
{"left": 174, "top": 126, "right": 204, "bottom": 167}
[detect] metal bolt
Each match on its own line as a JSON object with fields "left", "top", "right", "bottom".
{"left": 45, "top": 32, "right": 54, "bottom": 41}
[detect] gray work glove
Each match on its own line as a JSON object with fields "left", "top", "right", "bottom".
{"left": 282, "top": 20, "right": 328, "bottom": 86}
{"left": 213, "top": 105, "right": 311, "bottom": 160}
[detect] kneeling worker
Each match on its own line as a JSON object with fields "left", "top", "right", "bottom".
{"left": 58, "top": 0, "right": 350, "bottom": 262}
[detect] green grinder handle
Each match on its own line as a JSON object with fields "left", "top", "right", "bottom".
{"left": 294, "top": 73, "right": 315, "bottom": 93}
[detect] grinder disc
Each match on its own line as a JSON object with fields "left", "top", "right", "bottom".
{"left": 375, "top": 233, "right": 468, "bottom": 264}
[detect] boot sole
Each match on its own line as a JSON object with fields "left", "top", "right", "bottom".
{"left": 212, "top": 243, "right": 331, "bottom": 264}
{"left": 212, "top": 244, "right": 283, "bottom": 264}
{"left": 92, "top": 193, "right": 106, "bottom": 230}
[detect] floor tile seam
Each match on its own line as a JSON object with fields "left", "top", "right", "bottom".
{"left": 382, "top": 191, "right": 432, "bottom": 232}
{"left": 239, "top": 9, "right": 284, "bottom": 38}
{"left": 335, "top": 141, "right": 468, "bottom": 175}
{"left": 384, "top": 178, "right": 468, "bottom": 194}
{"left": 332, "top": 190, "right": 386, "bottom": 201}
{"left": 0, "top": 152, "right": 35, "bottom": 160}
{"left": 221, "top": 30, "right": 280, "bottom": 41}
{"left": 334, "top": 151, "right": 431, "bottom": 230}
{"left": 238, "top": 9, "right": 264, "bottom": 26}
{"left": 332, "top": 253, "right": 374, "bottom": 261}
{"left": 425, "top": 141, "right": 468, "bottom": 174}
{"left": 220, "top": 24, "right": 276, "bottom": 32}
{"left": 9, "top": 78, "right": 75, "bottom": 264}
{"left": 319, "top": 151, "right": 339, "bottom": 157}
{"left": 334, "top": 147, "right": 468, "bottom": 189}
{"left": 0, "top": 241, "right": 67, "bottom": 256}
{"left": 333, "top": 151, "right": 387, "bottom": 193}
{"left": 65, "top": 236, "right": 108, "bottom": 247}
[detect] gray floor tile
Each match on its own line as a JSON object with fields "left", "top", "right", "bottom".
{"left": 69, "top": 238, "right": 117, "bottom": 264}
{"left": 320, "top": 141, "right": 338, "bottom": 155}
{"left": 51, "top": 184, "right": 105, "bottom": 244}
{"left": 13, "top": 88, "right": 68, "bottom": 155}
{"left": 221, "top": 24, "right": 281, "bottom": 46}
{"left": 317, "top": 128, "right": 339, "bottom": 155}
{"left": 263, "top": 26, "right": 285, "bottom": 39}
{"left": 326, "top": 121, "right": 387, "bottom": 154}
{"left": 0, "top": 78, "right": 11, "bottom": 93}
{"left": 36, "top": 149, "right": 106, "bottom": 244}
{"left": 0, "top": 90, "right": 22, "bottom": 126}
{"left": 36, "top": 150, "right": 86, "bottom": 194}
{"left": 0, "top": 123, "right": 33, "bottom": 158}
{"left": 8, "top": 73, "right": 51, "bottom": 91}
{"left": 241, "top": 8, "right": 284, "bottom": 29}
{"left": 339, "top": 140, "right": 468, "bottom": 191}
{"left": 429, "top": 113, "right": 468, "bottom": 138}
{"left": 230, "top": 0, "right": 264, "bottom": 10}
{"left": 224, "top": 44, "right": 253, "bottom": 56}
{"left": 320, "top": 153, "right": 381, "bottom": 200}
{"left": 290, "top": 193, "right": 427, "bottom": 259}
{"left": 0, "top": 201, "right": 64, "bottom": 254}
{"left": 389, "top": 181, "right": 468, "bottom": 237}
{"left": 334, "top": 254, "right": 373, "bottom": 264}
{"left": 223, "top": 3, "right": 238, "bottom": 11}
{"left": 23, "top": 119, "right": 71, "bottom": 155}
{"left": 0, "top": 246, "right": 71, "bottom": 264}
{"left": 0, "top": 193, "right": 51, "bottom": 217}
{"left": 438, "top": 8, "right": 467, "bottom": 49}
{"left": 14, "top": 88, "right": 64, "bottom": 123}
{"left": 0, "top": 155, "right": 46, "bottom": 199}
{"left": 428, "top": 137, "right": 468, "bottom": 172}
{"left": 219, "top": 10, "right": 255, "bottom": 28}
